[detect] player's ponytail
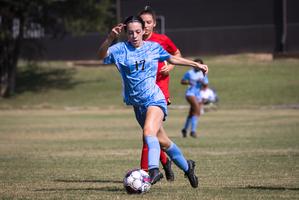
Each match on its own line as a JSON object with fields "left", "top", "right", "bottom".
{"left": 138, "top": 5, "right": 157, "bottom": 22}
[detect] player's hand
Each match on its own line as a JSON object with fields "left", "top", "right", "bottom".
{"left": 160, "top": 61, "right": 174, "bottom": 76}
{"left": 196, "top": 63, "right": 208, "bottom": 75}
{"left": 108, "top": 23, "right": 125, "bottom": 40}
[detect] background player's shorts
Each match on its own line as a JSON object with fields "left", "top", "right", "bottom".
{"left": 133, "top": 99, "right": 167, "bottom": 128}
{"left": 186, "top": 92, "right": 202, "bottom": 103}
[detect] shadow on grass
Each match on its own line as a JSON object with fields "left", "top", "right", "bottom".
{"left": 34, "top": 186, "right": 123, "bottom": 192}
{"left": 34, "top": 179, "right": 124, "bottom": 193}
{"left": 15, "top": 63, "right": 102, "bottom": 95}
{"left": 225, "top": 185, "right": 299, "bottom": 191}
{"left": 54, "top": 179, "right": 123, "bottom": 184}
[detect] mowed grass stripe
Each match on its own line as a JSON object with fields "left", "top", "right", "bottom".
{"left": 0, "top": 108, "right": 298, "bottom": 199}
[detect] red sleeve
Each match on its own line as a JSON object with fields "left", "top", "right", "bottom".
{"left": 162, "top": 35, "right": 178, "bottom": 55}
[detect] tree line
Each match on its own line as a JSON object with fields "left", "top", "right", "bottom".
{"left": 0, "top": 0, "right": 115, "bottom": 97}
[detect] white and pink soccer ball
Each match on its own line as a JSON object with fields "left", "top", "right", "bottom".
{"left": 123, "top": 169, "right": 151, "bottom": 194}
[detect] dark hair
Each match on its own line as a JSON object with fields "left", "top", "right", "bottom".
{"left": 194, "top": 58, "right": 204, "bottom": 64}
{"left": 123, "top": 16, "right": 145, "bottom": 32}
{"left": 138, "top": 6, "right": 157, "bottom": 22}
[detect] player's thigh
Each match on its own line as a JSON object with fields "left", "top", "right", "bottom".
{"left": 143, "top": 106, "right": 164, "bottom": 136}
{"left": 186, "top": 96, "right": 200, "bottom": 114}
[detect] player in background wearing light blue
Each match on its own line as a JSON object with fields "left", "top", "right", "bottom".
{"left": 97, "top": 16, "right": 208, "bottom": 188}
{"left": 181, "top": 58, "right": 208, "bottom": 138}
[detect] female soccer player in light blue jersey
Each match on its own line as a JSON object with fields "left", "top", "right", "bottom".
{"left": 181, "top": 58, "right": 208, "bottom": 138}
{"left": 97, "top": 16, "right": 208, "bottom": 188}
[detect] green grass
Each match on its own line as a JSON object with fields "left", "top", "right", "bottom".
{"left": 0, "top": 109, "right": 298, "bottom": 199}
{"left": 0, "top": 54, "right": 299, "bottom": 199}
{"left": 170, "top": 54, "right": 299, "bottom": 107}
{"left": 1, "top": 53, "right": 299, "bottom": 108}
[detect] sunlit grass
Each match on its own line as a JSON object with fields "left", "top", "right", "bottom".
{"left": 0, "top": 108, "right": 298, "bottom": 199}
{"left": 0, "top": 54, "right": 298, "bottom": 199}
{"left": 0, "top": 54, "right": 298, "bottom": 109}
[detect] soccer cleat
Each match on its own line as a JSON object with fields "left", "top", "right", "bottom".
{"left": 149, "top": 168, "right": 164, "bottom": 185}
{"left": 162, "top": 158, "right": 175, "bottom": 181}
{"left": 190, "top": 131, "right": 197, "bottom": 138}
{"left": 181, "top": 129, "right": 187, "bottom": 138}
{"left": 184, "top": 160, "right": 199, "bottom": 188}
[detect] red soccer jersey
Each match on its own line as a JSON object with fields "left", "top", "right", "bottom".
{"left": 145, "top": 32, "right": 178, "bottom": 103}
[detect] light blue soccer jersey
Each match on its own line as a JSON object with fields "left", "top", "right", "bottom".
{"left": 103, "top": 41, "right": 170, "bottom": 107}
{"left": 182, "top": 69, "right": 208, "bottom": 100}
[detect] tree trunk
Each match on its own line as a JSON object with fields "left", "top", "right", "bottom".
{"left": 0, "top": 43, "right": 10, "bottom": 97}
{"left": 0, "top": 12, "right": 21, "bottom": 97}
{"left": 0, "top": 17, "right": 13, "bottom": 97}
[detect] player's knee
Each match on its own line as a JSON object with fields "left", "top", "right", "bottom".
{"left": 191, "top": 110, "right": 200, "bottom": 116}
{"left": 143, "top": 127, "right": 156, "bottom": 136}
{"left": 160, "top": 139, "right": 172, "bottom": 150}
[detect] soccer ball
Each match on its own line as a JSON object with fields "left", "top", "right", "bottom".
{"left": 123, "top": 169, "right": 151, "bottom": 194}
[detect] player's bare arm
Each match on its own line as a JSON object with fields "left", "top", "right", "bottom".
{"left": 160, "top": 49, "right": 182, "bottom": 75}
{"left": 181, "top": 79, "right": 191, "bottom": 85}
{"left": 97, "top": 23, "right": 125, "bottom": 59}
{"left": 167, "top": 56, "right": 208, "bottom": 74}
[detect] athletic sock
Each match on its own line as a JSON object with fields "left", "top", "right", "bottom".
{"left": 165, "top": 142, "right": 188, "bottom": 172}
{"left": 159, "top": 149, "right": 168, "bottom": 165}
{"left": 191, "top": 115, "right": 198, "bottom": 133}
{"left": 183, "top": 116, "right": 192, "bottom": 130}
{"left": 140, "top": 142, "right": 149, "bottom": 171}
{"left": 145, "top": 136, "right": 160, "bottom": 170}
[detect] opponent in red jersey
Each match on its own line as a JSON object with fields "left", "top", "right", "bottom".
{"left": 146, "top": 32, "right": 181, "bottom": 104}
{"left": 138, "top": 6, "right": 182, "bottom": 181}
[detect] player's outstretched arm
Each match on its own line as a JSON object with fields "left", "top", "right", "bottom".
{"left": 181, "top": 79, "right": 191, "bottom": 85}
{"left": 167, "top": 56, "right": 208, "bottom": 75}
{"left": 97, "top": 23, "right": 125, "bottom": 59}
{"left": 160, "top": 50, "right": 182, "bottom": 75}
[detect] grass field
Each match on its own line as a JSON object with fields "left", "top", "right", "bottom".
{"left": 0, "top": 108, "right": 298, "bottom": 199}
{"left": 0, "top": 54, "right": 299, "bottom": 199}
{"left": 1, "top": 53, "right": 299, "bottom": 109}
